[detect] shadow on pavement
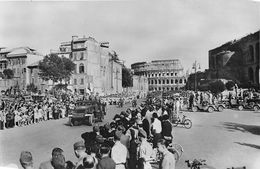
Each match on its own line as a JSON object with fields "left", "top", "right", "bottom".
{"left": 235, "top": 142, "right": 260, "bottom": 150}
{"left": 222, "top": 122, "right": 260, "bottom": 135}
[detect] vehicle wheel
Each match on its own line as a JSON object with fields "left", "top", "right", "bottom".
{"left": 218, "top": 106, "right": 224, "bottom": 112}
{"left": 172, "top": 121, "right": 178, "bottom": 127}
{"left": 253, "top": 105, "right": 259, "bottom": 111}
{"left": 192, "top": 106, "right": 198, "bottom": 112}
{"left": 184, "top": 119, "right": 192, "bottom": 129}
{"left": 208, "top": 106, "right": 214, "bottom": 113}
{"left": 74, "top": 120, "right": 79, "bottom": 126}
{"left": 238, "top": 105, "right": 243, "bottom": 111}
{"left": 249, "top": 102, "right": 255, "bottom": 108}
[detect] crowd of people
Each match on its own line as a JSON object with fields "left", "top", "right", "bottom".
{"left": 0, "top": 91, "right": 108, "bottom": 130}
{"left": 14, "top": 94, "right": 183, "bottom": 169}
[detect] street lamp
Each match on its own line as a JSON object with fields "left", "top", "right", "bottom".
{"left": 192, "top": 60, "right": 201, "bottom": 91}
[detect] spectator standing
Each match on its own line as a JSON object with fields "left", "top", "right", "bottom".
{"left": 39, "top": 147, "right": 64, "bottom": 169}
{"left": 19, "top": 151, "right": 34, "bottom": 169}
{"left": 111, "top": 132, "right": 128, "bottom": 169}
{"left": 138, "top": 129, "right": 153, "bottom": 169}
{"left": 97, "top": 144, "right": 116, "bottom": 169}
{"left": 157, "top": 139, "right": 175, "bottom": 169}
{"left": 151, "top": 113, "right": 162, "bottom": 148}
{"left": 73, "top": 141, "right": 89, "bottom": 169}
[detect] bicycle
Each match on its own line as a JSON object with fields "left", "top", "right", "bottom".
{"left": 185, "top": 159, "right": 216, "bottom": 169}
{"left": 172, "top": 114, "right": 192, "bottom": 129}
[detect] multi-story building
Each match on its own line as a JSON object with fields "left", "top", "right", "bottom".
{"left": 0, "top": 47, "right": 43, "bottom": 91}
{"left": 131, "top": 59, "right": 187, "bottom": 91}
{"left": 208, "top": 30, "right": 260, "bottom": 88}
{"left": 47, "top": 36, "right": 122, "bottom": 95}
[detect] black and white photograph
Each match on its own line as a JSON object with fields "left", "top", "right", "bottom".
{"left": 0, "top": 0, "right": 260, "bottom": 169}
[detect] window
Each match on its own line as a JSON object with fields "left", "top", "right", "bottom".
{"left": 167, "top": 79, "right": 169, "bottom": 84}
{"left": 74, "top": 79, "right": 77, "bottom": 85}
{"left": 158, "top": 80, "right": 161, "bottom": 84}
{"left": 175, "top": 79, "right": 178, "bottom": 84}
{"left": 73, "top": 52, "right": 77, "bottom": 60}
{"left": 151, "top": 80, "right": 154, "bottom": 84}
{"left": 159, "top": 73, "right": 161, "bottom": 77}
{"left": 162, "top": 80, "right": 165, "bottom": 84}
{"left": 159, "top": 87, "right": 161, "bottom": 91}
{"left": 249, "top": 45, "right": 254, "bottom": 61}
{"left": 162, "top": 73, "right": 165, "bottom": 76}
{"left": 80, "top": 52, "right": 84, "bottom": 60}
{"left": 179, "top": 79, "right": 183, "bottom": 84}
{"left": 184, "top": 79, "right": 187, "bottom": 83}
{"left": 175, "top": 73, "right": 177, "bottom": 76}
{"left": 171, "top": 73, "right": 173, "bottom": 76}
{"left": 80, "top": 78, "right": 84, "bottom": 85}
{"left": 171, "top": 79, "right": 174, "bottom": 84}
{"left": 166, "top": 73, "right": 169, "bottom": 76}
{"left": 155, "top": 80, "right": 157, "bottom": 84}
{"left": 79, "top": 63, "right": 84, "bottom": 73}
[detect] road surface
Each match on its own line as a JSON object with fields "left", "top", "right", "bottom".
{"left": 0, "top": 100, "right": 260, "bottom": 169}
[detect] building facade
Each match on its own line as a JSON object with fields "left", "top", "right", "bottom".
{"left": 48, "top": 36, "right": 123, "bottom": 95}
{"left": 132, "top": 75, "right": 149, "bottom": 93}
{"left": 208, "top": 30, "right": 260, "bottom": 88}
{"left": 0, "top": 47, "right": 43, "bottom": 91}
{"left": 131, "top": 59, "right": 187, "bottom": 91}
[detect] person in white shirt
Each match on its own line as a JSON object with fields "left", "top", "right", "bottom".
{"left": 111, "top": 132, "right": 129, "bottom": 169}
{"left": 151, "top": 113, "right": 162, "bottom": 148}
{"left": 138, "top": 129, "right": 154, "bottom": 169}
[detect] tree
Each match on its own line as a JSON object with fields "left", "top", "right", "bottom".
{"left": 225, "top": 81, "right": 235, "bottom": 90}
{"left": 209, "top": 80, "right": 225, "bottom": 95}
{"left": 3, "top": 69, "right": 14, "bottom": 79}
{"left": 38, "top": 54, "right": 75, "bottom": 83}
{"left": 122, "top": 66, "right": 133, "bottom": 88}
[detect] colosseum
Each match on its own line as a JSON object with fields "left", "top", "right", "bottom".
{"left": 131, "top": 59, "right": 187, "bottom": 91}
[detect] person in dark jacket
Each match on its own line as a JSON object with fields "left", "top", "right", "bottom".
{"left": 161, "top": 115, "right": 173, "bottom": 147}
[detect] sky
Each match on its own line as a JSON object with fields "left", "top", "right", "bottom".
{"left": 0, "top": 0, "right": 259, "bottom": 72}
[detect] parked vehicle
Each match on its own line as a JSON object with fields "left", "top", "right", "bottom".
{"left": 191, "top": 101, "right": 225, "bottom": 113}
{"left": 223, "top": 98, "right": 260, "bottom": 111}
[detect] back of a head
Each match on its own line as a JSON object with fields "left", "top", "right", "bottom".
{"left": 19, "top": 151, "right": 33, "bottom": 168}
{"left": 152, "top": 113, "right": 158, "bottom": 119}
{"left": 51, "top": 154, "right": 66, "bottom": 169}
{"left": 82, "top": 156, "right": 95, "bottom": 169}
{"left": 100, "top": 144, "right": 110, "bottom": 155}
{"left": 52, "top": 147, "right": 64, "bottom": 157}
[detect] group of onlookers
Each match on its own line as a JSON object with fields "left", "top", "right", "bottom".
{"left": 14, "top": 95, "right": 178, "bottom": 169}
{"left": 0, "top": 98, "right": 71, "bottom": 130}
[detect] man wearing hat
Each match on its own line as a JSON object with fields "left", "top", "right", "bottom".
{"left": 138, "top": 129, "right": 153, "bottom": 169}
{"left": 73, "top": 141, "right": 89, "bottom": 169}
{"left": 19, "top": 151, "right": 33, "bottom": 169}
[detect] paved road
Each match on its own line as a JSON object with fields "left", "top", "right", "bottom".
{"left": 1, "top": 100, "right": 260, "bottom": 169}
